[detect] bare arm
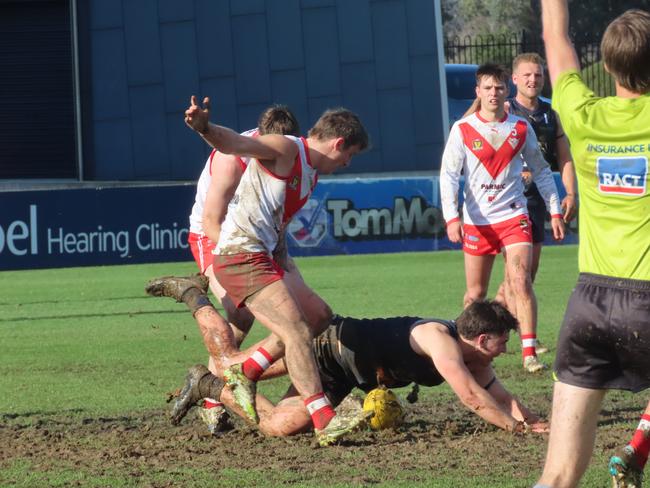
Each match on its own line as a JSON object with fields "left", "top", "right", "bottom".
{"left": 415, "top": 325, "right": 523, "bottom": 432}
{"left": 555, "top": 118, "right": 577, "bottom": 222}
{"left": 485, "top": 376, "right": 549, "bottom": 433}
{"left": 541, "top": 0, "right": 581, "bottom": 86}
{"left": 202, "top": 152, "right": 245, "bottom": 243}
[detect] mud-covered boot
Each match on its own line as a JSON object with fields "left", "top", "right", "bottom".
{"left": 145, "top": 274, "right": 209, "bottom": 302}
{"left": 197, "top": 404, "right": 234, "bottom": 436}
{"left": 523, "top": 355, "right": 546, "bottom": 373}
{"left": 170, "top": 365, "right": 225, "bottom": 425}
{"left": 610, "top": 445, "right": 644, "bottom": 488}
{"left": 315, "top": 410, "right": 373, "bottom": 447}
{"left": 223, "top": 363, "right": 258, "bottom": 424}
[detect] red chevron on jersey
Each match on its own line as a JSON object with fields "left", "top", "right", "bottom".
{"left": 459, "top": 119, "right": 528, "bottom": 179}
{"left": 283, "top": 137, "right": 317, "bottom": 223}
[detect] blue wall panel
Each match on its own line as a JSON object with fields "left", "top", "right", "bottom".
{"left": 129, "top": 85, "right": 169, "bottom": 178}
{"left": 232, "top": 14, "right": 271, "bottom": 104}
{"left": 371, "top": 1, "right": 410, "bottom": 90}
{"left": 157, "top": 0, "right": 194, "bottom": 22}
{"left": 405, "top": 0, "right": 436, "bottom": 56}
{"left": 160, "top": 22, "right": 200, "bottom": 112}
{"left": 231, "top": 0, "right": 265, "bottom": 16}
{"left": 166, "top": 113, "right": 204, "bottom": 179}
{"left": 85, "top": 0, "right": 446, "bottom": 180}
{"left": 200, "top": 77, "right": 239, "bottom": 130}
{"left": 195, "top": 0, "right": 234, "bottom": 79}
{"left": 123, "top": 0, "right": 163, "bottom": 86}
{"left": 378, "top": 89, "right": 416, "bottom": 169}
{"left": 267, "top": 0, "right": 304, "bottom": 71}
{"left": 271, "top": 70, "right": 310, "bottom": 133}
{"left": 90, "top": 0, "right": 122, "bottom": 29}
{"left": 91, "top": 29, "right": 129, "bottom": 120}
{"left": 302, "top": 8, "right": 340, "bottom": 98}
{"left": 93, "top": 119, "right": 134, "bottom": 179}
{"left": 337, "top": 0, "right": 373, "bottom": 63}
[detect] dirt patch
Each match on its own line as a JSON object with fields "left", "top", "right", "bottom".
{"left": 0, "top": 396, "right": 639, "bottom": 487}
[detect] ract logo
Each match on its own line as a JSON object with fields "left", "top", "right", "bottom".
{"left": 287, "top": 198, "right": 329, "bottom": 248}
{"left": 598, "top": 156, "right": 647, "bottom": 196}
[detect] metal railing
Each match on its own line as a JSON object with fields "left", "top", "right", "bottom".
{"left": 444, "top": 30, "right": 615, "bottom": 97}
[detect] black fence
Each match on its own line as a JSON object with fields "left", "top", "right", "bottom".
{"left": 444, "top": 30, "right": 614, "bottom": 97}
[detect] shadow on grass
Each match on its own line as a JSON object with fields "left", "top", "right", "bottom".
{"left": 0, "top": 309, "right": 189, "bottom": 323}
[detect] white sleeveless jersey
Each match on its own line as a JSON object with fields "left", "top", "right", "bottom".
{"left": 440, "top": 112, "right": 562, "bottom": 226}
{"left": 215, "top": 136, "right": 318, "bottom": 255}
{"left": 188, "top": 128, "right": 258, "bottom": 234}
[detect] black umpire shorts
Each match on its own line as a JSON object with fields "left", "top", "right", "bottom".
{"left": 554, "top": 273, "right": 650, "bottom": 392}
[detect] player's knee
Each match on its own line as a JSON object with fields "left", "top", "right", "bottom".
{"left": 259, "top": 418, "right": 303, "bottom": 437}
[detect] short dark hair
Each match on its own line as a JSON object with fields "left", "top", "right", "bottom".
{"left": 455, "top": 300, "right": 519, "bottom": 339}
{"left": 258, "top": 105, "right": 300, "bottom": 136}
{"left": 308, "top": 108, "right": 370, "bottom": 151}
{"left": 475, "top": 63, "right": 510, "bottom": 86}
{"left": 601, "top": 9, "right": 650, "bottom": 94}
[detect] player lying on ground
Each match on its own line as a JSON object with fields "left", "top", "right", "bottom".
{"left": 149, "top": 275, "right": 548, "bottom": 439}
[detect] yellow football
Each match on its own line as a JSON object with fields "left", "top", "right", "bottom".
{"left": 363, "top": 387, "right": 405, "bottom": 430}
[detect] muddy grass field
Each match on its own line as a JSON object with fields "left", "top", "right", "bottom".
{"left": 1, "top": 250, "right": 647, "bottom": 487}
{"left": 2, "top": 389, "right": 645, "bottom": 487}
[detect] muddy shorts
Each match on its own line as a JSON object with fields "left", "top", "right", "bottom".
{"left": 213, "top": 252, "right": 284, "bottom": 308}
{"left": 312, "top": 318, "right": 360, "bottom": 407}
{"left": 188, "top": 233, "right": 215, "bottom": 273}
{"left": 554, "top": 273, "right": 650, "bottom": 392}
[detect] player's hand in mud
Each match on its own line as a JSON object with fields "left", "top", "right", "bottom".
{"left": 527, "top": 420, "right": 550, "bottom": 434}
{"left": 185, "top": 95, "right": 210, "bottom": 134}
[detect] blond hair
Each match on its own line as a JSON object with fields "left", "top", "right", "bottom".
{"left": 512, "top": 52, "right": 545, "bottom": 72}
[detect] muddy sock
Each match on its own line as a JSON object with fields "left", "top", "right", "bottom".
{"left": 242, "top": 347, "right": 273, "bottom": 381}
{"left": 181, "top": 287, "right": 212, "bottom": 314}
{"left": 305, "top": 393, "right": 336, "bottom": 430}
{"left": 629, "top": 414, "right": 650, "bottom": 467}
{"left": 197, "top": 373, "right": 225, "bottom": 401}
{"left": 521, "top": 334, "right": 537, "bottom": 360}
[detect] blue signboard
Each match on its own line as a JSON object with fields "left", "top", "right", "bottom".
{"left": 0, "top": 175, "right": 577, "bottom": 271}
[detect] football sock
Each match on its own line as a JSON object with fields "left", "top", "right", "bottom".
{"left": 629, "top": 414, "right": 650, "bottom": 468}
{"left": 521, "top": 333, "right": 537, "bottom": 359}
{"left": 242, "top": 347, "right": 273, "bottom": 381}
{"left": 304, "top": 393, "right": 336, "bottom": 430}
{"left": 203, "top": 398, "right": 223, "bottom": 409}
{"left": 181, "top": 287, "right": 212, "bottom": 314}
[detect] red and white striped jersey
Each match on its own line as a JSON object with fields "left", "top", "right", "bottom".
{"left": 215, "top": 136, "right": 318, "bottom": 255}
{"left": 188, "top": 128, "right": 258, "bottom": 234}
{"left": 440, "top": 112, "right": 562, "bottom": 226}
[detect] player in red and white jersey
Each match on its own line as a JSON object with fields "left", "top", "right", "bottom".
{"left": 440, "top": 63, "right": 565, "bottom": 374}
{"left": 185, "top": 97, "right": 371, "bottom": 446}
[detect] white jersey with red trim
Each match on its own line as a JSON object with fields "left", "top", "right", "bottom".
{"left": 188, "top": 128, "right": 258, "bottom": 234}
{"left": 440, "top": 112, "right": 562, "bottom": 226}
{"left": 215, "top": 136, "right": 318, "bottom": 255}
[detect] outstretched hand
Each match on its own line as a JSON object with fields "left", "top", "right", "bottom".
{"left": 184, "top": 95, "right": 210, "bottom": 134}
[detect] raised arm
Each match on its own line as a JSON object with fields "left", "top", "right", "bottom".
{"left": 541, "top": 0, "right": 581, "bottom": 85}
{"left": 184, "top": 95, "right": 286, "bottom": 160}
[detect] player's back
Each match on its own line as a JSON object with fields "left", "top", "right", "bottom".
{"left": 552, "top": 71, "right": 650, "bottom": 280}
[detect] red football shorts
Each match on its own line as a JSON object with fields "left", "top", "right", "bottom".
{"left": 188, "top": 232, "right": 215, "bottom": 273}
{"left": 213, "top": 252, "right": 285, "bottom": 307}
{"left": 462, "top": 214, "right": 532, "bottom": 256}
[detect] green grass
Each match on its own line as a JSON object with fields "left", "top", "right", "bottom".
{"left": 0, "top": 246, "right": 641, "bottom": 487}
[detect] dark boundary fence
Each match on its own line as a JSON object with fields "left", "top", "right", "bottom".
{"left": 444, "top": 30, "right": 614, "bottom": 97}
